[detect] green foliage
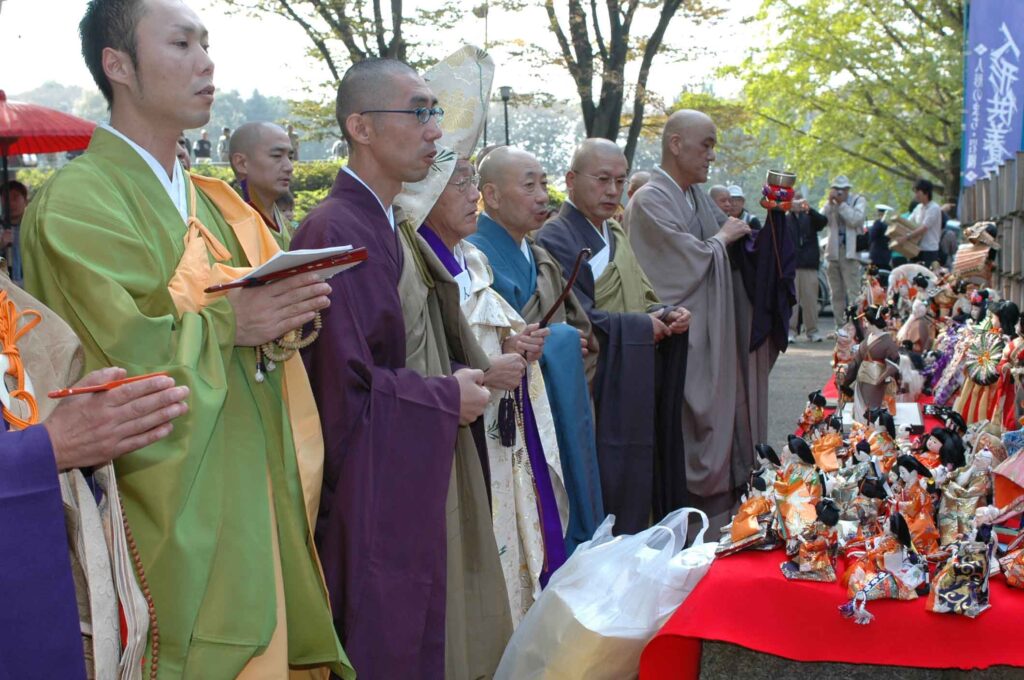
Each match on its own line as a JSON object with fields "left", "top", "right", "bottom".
{"left": 293, "top": 188, "right": 331, "bottom": 223}
{"left": 547, "top": 183, "right": 567, "bottom": 208}
{"left": 728, "top": 0, "right": 963, "bottom": 203}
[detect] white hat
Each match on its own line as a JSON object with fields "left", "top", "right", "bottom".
{"left": 727, "top": 184, "right": 744, "bottom": 198}
{"left": 393, "top": 46, "right": 495, "bottom": 228}
{"left": 831, "top": 175, "right": 853, "bottom": 189}
{"left": 875, "top": 204, "right": 893, "bottom": 212}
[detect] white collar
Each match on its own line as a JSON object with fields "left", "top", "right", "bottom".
{"left": 101, "top": 123, "right": 187, "bottom": 223}
{"left": 520, "top": 238, "right": 533, "bottom": 264}
{"left": 342, "top": 166, "right": 395, "bottom": 230}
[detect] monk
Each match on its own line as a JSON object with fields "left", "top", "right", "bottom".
{"left": 0, "top": 272, "right": 190, "bottom": 679}
{"left": 22, "top": 0, "right": 350, "bottom": 676}
{"left": 229, "top": 121, "right": 296, "bottom": 247}
{"left": 392, "top": 46, "right": 568, "bottom": 627}
{"left": 467, "top": 146, "right": 605, "bottom": 551}
{"left": 625, "top": 109, "right": 755, "bottom": 538}
{"left": 536, "top": 138, "right": 691, "bottom": 532}
{"left": 291, "top": 58, "right": 511, "bottom": 679}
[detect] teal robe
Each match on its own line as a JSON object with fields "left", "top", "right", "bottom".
{"left": 22, "top": 128, "right": 349, "bottom": 678}
{"left": 467, "top": 214, "right": 604, "bottom": 551}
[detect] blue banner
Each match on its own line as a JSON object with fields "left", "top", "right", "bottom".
{"left": 962, "top": 0, "right": 1024, "bottom": 186}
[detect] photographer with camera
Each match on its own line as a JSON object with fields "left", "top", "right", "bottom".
{"left": 821, "top": 175, "right": 866, "bottom": 320}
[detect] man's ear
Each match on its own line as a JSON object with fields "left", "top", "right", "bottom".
{"left": 565, "top": 171, "right": 577, "bottom": 198}
{"left": 345, "top": 114, "right": 371, "bottom": 147}
{"left": 481, "top": 183, "right": 499, "bottom": 211}
{"left": 102, "top": 46, "right": 135, "bottom": 91}
{"left": 667, "top": 133, "right": 682, "bottom": 159}
{"left": 230, "top": 152, "right": 247, "bottom": 177}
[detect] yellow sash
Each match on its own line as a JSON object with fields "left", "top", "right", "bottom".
{"left": 167, "top": 174, "right": 325, "bottom": 531}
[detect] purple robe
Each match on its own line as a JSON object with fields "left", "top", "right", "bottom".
{"left": 293, "top": 171, "right": 460, "bottom": 679}
{"left": 418, "top": 224, "right": 567, "bottom": 579}
{"left": 0, "top": 424, "right": 86, "bottom": 679}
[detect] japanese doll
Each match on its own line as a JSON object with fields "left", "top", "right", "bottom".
{"left": 781, "top": 499, "right": 840, "bottom": 582}
{"left": 955, "top": 301, "right": 1018, "bottom": 426}
{"left": 840, "top": 513, "right": 927, "bottom": 624}
{"left": 893, "top": 455, "right": 940, "bottom": 556}
{"left": 840, "top": 305, "right": 900, "bottom": 421}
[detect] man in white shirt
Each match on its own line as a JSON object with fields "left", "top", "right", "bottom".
{"left": 898, "top": 178, "right": 943, "bottom": 268}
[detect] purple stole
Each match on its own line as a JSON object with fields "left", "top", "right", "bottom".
{"left": 418, "top": 224, "right": 567, "bottom": 583}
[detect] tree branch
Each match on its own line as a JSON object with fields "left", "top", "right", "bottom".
{"left": 278, "top": 0, "right": 342, "bottom": 79}
{"left": 624, "top": 0, "right": 682, "bottom": 163}
{"left": 590, "top": 0, "right": 608, "bottom": 63}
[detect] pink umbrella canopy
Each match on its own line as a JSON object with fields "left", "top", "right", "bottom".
{"left": 0, "top": 89, "right": 96, "bottom": 155}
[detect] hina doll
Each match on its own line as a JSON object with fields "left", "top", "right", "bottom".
{"left": 798, "top": 390, "right": 828, "bottom": 435}
{"left": 717, "top": 475, "right": 778, "bottom": 557}
{"left": 999, "top": 533, "right": 1024, "bottom": 589}
{"left": 840, "top": 513, "right": 928, "bottom": 624}
{"left": 781, "top": 499, "right": 840, "bottom": 582}
{"left": 775, "top": 436, "right": 823, "bottom": 547}
{"left": 896, "top": 300, "right": 934, "bottom": 354}
{"left": 992, "top": 316, "right": 1024, "bottom": 432}
{"left": 893, "top": 455, "right": 940, "bottom": 556}
{"left": 928, "top": 516, "right": 993, "bottom": 618}
{"left": 754, "top": 442, "right": 782, "bottom": 487}
{"left": 937, "top": 448, "right": 994, "bottom": 545}
{"left": 955, "top": 301, "right": 1018, "bottom": 426}
{"left": 840, "top": 305, "right": 900, "bottom": 421}
{"left": 811, "top": 415, "right": 844, "bottom": 471}
{"left": 915, "top": 428, "right": 947, "bottom": 470}
{"left": 865, "top": 408, "right": 898, "bottom": 472}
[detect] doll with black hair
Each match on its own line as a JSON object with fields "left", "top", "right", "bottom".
{"left": 840, "top": 513, "right": 927, "bottom": 624}
{"left": 864, "top": 408, "right": 898, "bottom": 473}
{"left": 798, "top": 390, "right": 828, "bottom": 435}
{"left": 915, "top": 427, "right": 949, "bottom": 470}
{"left": 716, "top": 472, "right": 779, "bottom": 557}
{"left": 893, "top": 455, "right": 940, "bottom": 556}
{"left": 992, "top": 312, "right": 1024, "bottom": 431}
{"left": 955, "top": 300, "right": 1018, "bottom": 426}
{"left": 938, "top": 447, "right": 995, "bottom": 546}
{"left": 811, "top": 414, "right": 844, "bottom": 472}
{"left": 781, "top": 498, "right": 841, "bottom": 582}
{"left": 841, "top": 305, "right": 901, "bottom": 421}
{"left": 775, "top": 435, "right": 824, "bottom": 547}
{"left": 754, "top": 443, "right": 782, "bottom": 487}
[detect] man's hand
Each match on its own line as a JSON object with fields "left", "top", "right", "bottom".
{"left": 454, "top": 368, "right": 489, "bottom": 425}
{"left": 483, "top": 354, "right": 527, "bottom": 391}
{"left": 649, "top": 313, "right": 670, "bottom": 343}
{"left": 502, "top": 323, "right": 550, "bottom": 363}
{"left": 44, "top": 368, "right": 189, "bottom": 471}
{"left": 578, "top": 328, "right": 590, "bottom": 356}
{"left": 717, "top": 217, "right": 751, "bottom": 244}
{"left": 229, "top": 272, "right": 332, "bottom": 346}
{"left": 665, "top": 307, "right": 692, "bottom": 334}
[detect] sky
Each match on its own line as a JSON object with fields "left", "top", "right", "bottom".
{"left": 0, "top": 0, "right": 762, "bottom": 104}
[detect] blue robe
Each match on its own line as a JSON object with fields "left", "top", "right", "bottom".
{"left": 467, "top": 214, "right": 604, "bottom": 552}
{"left": 0, "top": 424, "right": 86, "bottom": 679}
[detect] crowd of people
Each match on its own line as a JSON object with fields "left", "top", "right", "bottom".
{"left": 0, "top": 0, "right": 972, "bottom": 679}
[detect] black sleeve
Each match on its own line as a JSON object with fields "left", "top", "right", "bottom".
{"left": 809, "top": 208, "right": 828, "bottom": 230}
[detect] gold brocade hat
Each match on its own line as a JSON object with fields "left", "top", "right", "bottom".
{"left": 393, "top": 46, "right": 495, "bottom": 227}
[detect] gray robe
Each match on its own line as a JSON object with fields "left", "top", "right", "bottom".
{"left": 624, "top": 169, "right": 756, "bottom": 537}
{"left": 396, "top": 218, "right": 513, "bottom": 680}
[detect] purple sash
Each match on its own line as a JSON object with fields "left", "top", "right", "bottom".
{"left": 417, "top": 223, "right": 464, "bottom": 278}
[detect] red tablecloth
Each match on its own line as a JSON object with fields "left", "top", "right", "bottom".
{"left": 639, "top": 549, "right": 1024, "bottom": 679}
{"left": 640, "top": 382, "right": 1018, "bottom": 679}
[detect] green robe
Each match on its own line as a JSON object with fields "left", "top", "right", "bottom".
{"left": 22, "top": 128, "right": 350, "bottom": 679}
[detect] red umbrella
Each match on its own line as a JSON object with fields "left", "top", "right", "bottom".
{"left": 0, "top": 89, "right": 97, "bottom": 225}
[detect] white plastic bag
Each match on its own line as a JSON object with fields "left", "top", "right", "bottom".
{"left": 495, "top": 507, "right": 718, "bottom": 680}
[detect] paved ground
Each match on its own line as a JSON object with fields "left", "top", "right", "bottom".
{"left": 699, "top": 313, "right": 1018, "bottom": 679}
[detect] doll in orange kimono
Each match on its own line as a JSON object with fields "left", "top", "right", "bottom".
{"left": 781, "top": 499, "right": 840, "bottom": 582}
{"left": 893, "top": 455, "right": 940, "bottom": 556}
{"left": 840, "top": 513, "right": 928, "bottom": 624}
{"left": 865, "top": 408, "right": 899, "bottom": 473}
{"left": 993, "top": 317, "right": 1024, "bottom": 432}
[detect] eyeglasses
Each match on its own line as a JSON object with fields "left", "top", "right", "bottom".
{"left": 448, "top": 171, "right": 478, "bottom": 193}
{"left": 359, "top": 106, "right": 446, "bottom": 125}
{"left": 575, "top": 172, "right": 627, "bottom": 190}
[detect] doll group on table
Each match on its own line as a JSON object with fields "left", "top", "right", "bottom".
{"left": 715, "top": 231, "right": 1024, "bottom": 624}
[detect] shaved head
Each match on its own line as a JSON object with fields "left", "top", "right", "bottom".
{"left": 660, "top": 109, "right": 717, "bottom": 188}
{"left": 478, "top": 146, "right": 550, "bottom": 238}
{"left": 570, "top": 137, "right": 626, "bottom": 173}
{"left": 708, "top": 184, "right": 731, "bottom": 214}
{"left": 336, "top": 58, "right": 419, "bottom": 143}
{"left": 229, "top": 121, "right": 287, "bottom": 160}
{"left": 662, "top": 109, "right": 714, "bottom": 155}
{"left": 478, "top": 146, "right": 538, "bottom": 189}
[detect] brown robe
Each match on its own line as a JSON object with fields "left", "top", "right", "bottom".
{"left": 396, "top": 218, "right": 513, "bottom": 679}
{"left": 624, "top": 169, "right": 756, "bottom": 537}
